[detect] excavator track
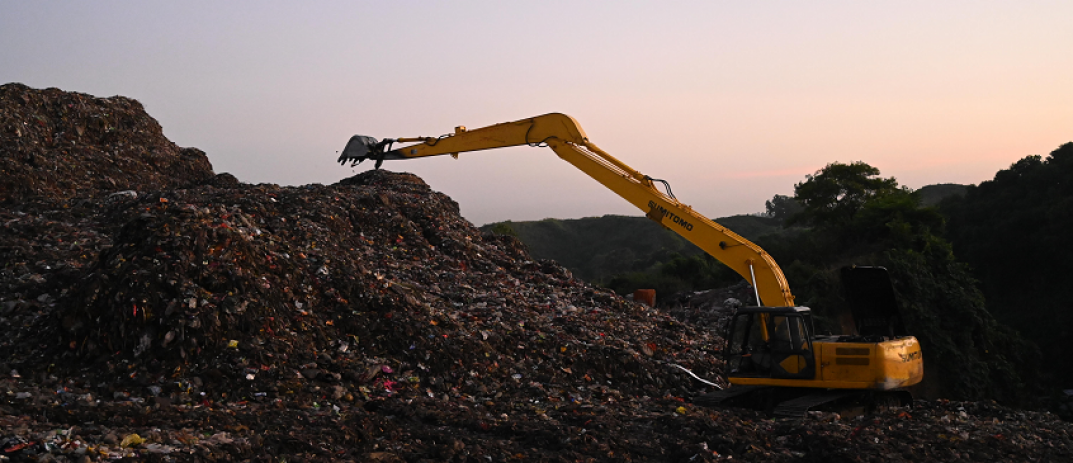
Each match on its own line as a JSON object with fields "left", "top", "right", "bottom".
{"left": 695, "top": 387, "right": 913, "bottom": 419}
{"left": 772, "top": 391, "right": 855, "bottom": 418}
{"left": 693, "top": 385, "right": 768, "bottom": 407}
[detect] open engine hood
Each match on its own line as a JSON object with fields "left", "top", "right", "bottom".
{"left": 840, "top": 266, "right": 908, "bottom": 337}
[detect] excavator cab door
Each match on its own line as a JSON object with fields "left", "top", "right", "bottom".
{"left": 726, "top": 308, "right": 817, "bottom": 380}
{"left": 766, "top": 313, "right": 816, "bottom": 379}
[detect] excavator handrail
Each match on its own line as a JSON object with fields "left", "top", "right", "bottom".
{"left": 339, "top": 113, "right": 795, "bottom": 307}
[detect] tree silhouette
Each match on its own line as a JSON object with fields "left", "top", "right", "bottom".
{"left": 942, "top": 142, "right": 1073, "bottom": 391}
{"left": 792, "top": 161, "right": 901, "bottom": 226}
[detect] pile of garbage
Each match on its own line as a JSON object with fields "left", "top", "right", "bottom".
{"left": 35, "top": 169, "right": 722, "bottom": 404}
{"left": 2, "top": 373, "right": 1070, "bottom": 463}
{"left": 0, "top": 83, "right": 214, "bottom": 202}
{"left": 0, "top": 84, "right": 1070, "bottom": 462}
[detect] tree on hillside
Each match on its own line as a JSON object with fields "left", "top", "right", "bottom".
{"left": 601, "top": 253, "right": 741, "bottom": 300}
{"left": 786, "top": 162, "right": 946, "bottom": 253}
{"left": 764, "top": 194, "right": 803, "bottom": 223}
{"left": 486, "top": 222, "right": 518, "bottom": 237}
{"left": 941, "top": 142, "right": 1073, "bottom": 391}
{"left": 791, "top": 161, "right": 901, "bottom": 226}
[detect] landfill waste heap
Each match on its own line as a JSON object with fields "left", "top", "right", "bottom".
{"left": 0, "top": 83, "right": 1070, "bottom": 462}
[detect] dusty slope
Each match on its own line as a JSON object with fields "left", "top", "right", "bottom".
{"left": 0, "top": 84, "right": 1070, "bottom": 462}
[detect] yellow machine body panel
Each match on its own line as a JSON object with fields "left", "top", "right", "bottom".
{"left": 818, "top": 341, "right": 878, "bottom": 384}
{"left": 728, "top": 336, "right": 923, "bottom": 390}
{"left": 871, "top": 336, "right": 924, "bottom": 389}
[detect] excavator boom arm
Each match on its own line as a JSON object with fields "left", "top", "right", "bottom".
{"left": 340, "top": 113, "right": 795, "bottom": 307}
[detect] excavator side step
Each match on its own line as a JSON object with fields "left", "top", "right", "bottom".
{"left": 772, "top": 391, "right": 854, "bottom": 418}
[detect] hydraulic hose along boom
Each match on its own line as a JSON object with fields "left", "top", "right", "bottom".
{"left": 338, "top": 113, "right": 795, "bottom": 308}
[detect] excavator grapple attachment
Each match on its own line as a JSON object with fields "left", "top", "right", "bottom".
{"left": 338, "top": 135, "right": 387, "bottom": 168}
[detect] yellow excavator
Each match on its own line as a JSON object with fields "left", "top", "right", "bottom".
{"left": 338, "top": 113, "right": 923, "bottom": 417}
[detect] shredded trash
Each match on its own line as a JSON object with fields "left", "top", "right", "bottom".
{"left": 0, "top": 83, "right": 1070, "bottom": 462}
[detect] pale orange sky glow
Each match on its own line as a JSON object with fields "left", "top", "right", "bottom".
{"left": 3, "top": 1, "right": 1071, "bottom": 224}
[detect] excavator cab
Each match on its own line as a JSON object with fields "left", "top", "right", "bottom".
{"left": 722, "top": 266, "right": 921, "bottom": 400}
{"left": 726, "top": 307, "right": 817, "bottom": 380}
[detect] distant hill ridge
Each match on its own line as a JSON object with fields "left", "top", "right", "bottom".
{"left": 917, "top": 183, "right": 968, "bottom": 206}
{"left": 481, "top": 183, "right": 968, "bottom": 284}
{"left": 480, "top": 214, "right": 784, "bottom": 282}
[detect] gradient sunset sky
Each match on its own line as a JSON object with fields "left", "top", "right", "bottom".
{"left": 3, "top": 1, "right": 1071, "bottom": 225}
